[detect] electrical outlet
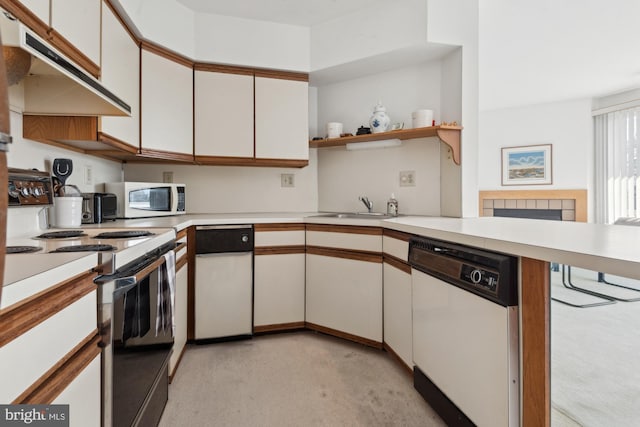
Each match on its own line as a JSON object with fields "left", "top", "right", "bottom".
{"left": 83, "top": 165, "right": 93, "bottom": 185}
{"left": 163, "top": 171, "right": 174, "bottom": 183}
{"left": 399, "top": 170, "right": 416, "bottom": 187}
{"left": 281, "top": 173, "right": 295, "bottom": 188}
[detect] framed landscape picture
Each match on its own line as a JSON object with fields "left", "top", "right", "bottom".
{"left": 501, "top": 144, "right": 552, "bottom": 185}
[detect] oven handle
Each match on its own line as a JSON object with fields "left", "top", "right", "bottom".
{"left": 103, "top": 243, "right": 184, "bottom": 293}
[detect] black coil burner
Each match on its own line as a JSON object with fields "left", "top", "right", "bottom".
{"left": 93, "top": 230, "right": 154, "bottom": 239}
{"left": 6, "top": 246, "right": 43, "bottom": 254}
{"left": 37, "top": 230, "right": 87, "bottom": 239}
{"left": 50, "top": 244, "right": 116, "bottom": 253}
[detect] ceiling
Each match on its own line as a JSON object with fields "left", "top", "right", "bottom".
{"left": 175, "top": 0, "right": 383, "bottom": 26}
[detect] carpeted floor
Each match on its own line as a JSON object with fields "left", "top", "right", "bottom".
{"left": 551, "top": 267, "right": 640, "bottom": 427}
{"left": 159, "top": 331, "right": 446, "bottom": 426}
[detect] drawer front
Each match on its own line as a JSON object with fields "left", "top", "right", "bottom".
{"left": 255, "top": 230, "right": 305, "bottom": 247}
{"left": 306, "top": 230, "right": 382, "bottom": 252}
{"left": 0, "top": 291, "right": 97, "bottom": 402}
{"left": 383, "top": 235, "right": 409, "bottom": 262}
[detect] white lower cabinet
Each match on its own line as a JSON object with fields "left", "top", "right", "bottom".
{"left": 170, "top": 263, "right": 188, "bottom": 377}
{"left": 52, "top": 354, "right": 101, "bottom": 427}
{"left": 383, "top": 262, "right": 413, "bottom": 367}
{"left": 254, "top": 253, "right": 305, "bottom": 327}
{"left": 306, "top": 254, "right": 383, "bottom": 343}
{"left": 253, "top": 224, "right": 306, "bottom": 330}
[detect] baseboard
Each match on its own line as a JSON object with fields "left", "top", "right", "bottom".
{"left": 413, "top": 366, "right": 474, "bottom": 427}
{"left": 305, "top": 322, "right": 383, "bottom": 349}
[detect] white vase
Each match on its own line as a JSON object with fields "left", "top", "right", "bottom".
{"left": 369, "top": 102, "right": 390, "bottom": 133}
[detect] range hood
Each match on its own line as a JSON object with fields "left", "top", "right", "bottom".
{"left": 0, "top": 12, "right": 131, "bottom": 116}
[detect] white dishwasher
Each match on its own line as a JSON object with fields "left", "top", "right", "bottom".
{"left": 195, "top": 225, "right": 253, "bottom": 340}
{"left": 409, "top": 237, "right": 519, "bottom": 427}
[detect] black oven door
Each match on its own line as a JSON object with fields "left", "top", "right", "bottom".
{"left": 97, "top": 243, "right": 175, "bottom": 427}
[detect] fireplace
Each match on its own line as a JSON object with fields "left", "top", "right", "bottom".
{"left": 479, "top": 190, "right": 587, "bottom": 223}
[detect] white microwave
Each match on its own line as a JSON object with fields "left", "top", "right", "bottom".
{"left": 105, "top": 182, "right": 186, "bottom": 218}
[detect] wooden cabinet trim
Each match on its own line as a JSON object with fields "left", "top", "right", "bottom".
{"left": 254, "top": 69, "right": 308, "bottom": 82}
{"left": 104, "top": 0, "right": 141, "bottom": 45}
{"left": 254, "top": 158, "right": 309, "bottom": 168}
{"left": 195, "top": 156, "right": 308, "bottom": 168}
{"left": 306, "top": 322, "right": 382, "bottom": 349}
{"left": 139, "top": 148, "right": 195, "bottom": 163}
{"left": 253, "top": 322, "right": 305, "bottom": 334}
{"left": 14, "top": 331, "right": 101, "bottom": 404}
{"left": 194, "top": 155, "right": 256, "bottom": 166}
{"left": 0, "top": 0, "right": 49, "bottom": 39}
{"left": 255, "top": 245, "right": 306, "bottom": 255}
{"left": 0, "top": 0, "right": 100, "bottom": 79}
{"left": 140, "top": 40, "right": 193, "bottom": 68}
{"left": 176, "top": 240, "right": 188, "bottom": 271}
{"left": 195, "top": 63, "right": 255, "bottom": 76}
{"left": 0, "top": 2, "right": 100, "bottom": 78}
{"left": 383, "top": 254, "right": 412, "bottom": 275}
{"left": 195, "top": 63, "right": 308, "bottom": 82}
{"left": 383, "top": 229, "right": 414, "bottom": 242}
{"left": 521, "top": 257, "right": 550, "bottom": 427}
{"left": 307, "top": 245, "right": 382, "bottom": 264}
{"left": 47, "top": 28, "right": 100, "bottom": 78}
{"left": 0, "top": 271, "right": 97, "bottom": 347}
{"left": 97, "top": 132, "right": 139, "bottom": 153}
{"left": 306, "top": 223, "right": 383, "bottom": 236}
{"left": 254, "top": 223, "right": 306, "bottom": 232}
{"left": 176, "top": 228, "right": 188, "bottom": 240}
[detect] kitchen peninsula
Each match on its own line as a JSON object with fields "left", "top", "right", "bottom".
{"left": 5, "top": 213, "right": 636, "bottom": 426}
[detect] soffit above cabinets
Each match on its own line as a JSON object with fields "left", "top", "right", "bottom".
{"left": 309, "top": 43, "right": 460, "bottom": 87}
{"left": 174, "top": 0, "right": 385, "bottom": 27}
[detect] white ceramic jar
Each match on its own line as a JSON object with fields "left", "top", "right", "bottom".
{"left": 369, "top": 102, "right": 390, "bottom": 133}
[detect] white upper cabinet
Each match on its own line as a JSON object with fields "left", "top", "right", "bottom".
{"left": 100, "top": 2, "right": 140, "bottom": 148}
{"left": 50, "top": 0, "right": 101, "bottom": 66}
{"left": 141, "top": 48, "right": 193, "bottom": 157}
{"left": 20, "top": 0, "right": 49, "bottom": 24}
{"left": 255, "top": 76, "right": 308, "bottom": 161}
{"left": 194, "top": 70, "right": 254, "bottom": 158}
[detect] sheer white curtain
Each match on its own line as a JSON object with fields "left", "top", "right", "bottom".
{"left": 594, "top": 107, "right": 640, "bottom": 224}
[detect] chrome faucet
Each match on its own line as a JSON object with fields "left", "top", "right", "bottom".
{"left": 359, "top": 196, "right": 373, "bottom": 213}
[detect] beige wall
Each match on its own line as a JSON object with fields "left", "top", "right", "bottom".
{"left": 123, "top": 150, "right": 319, "bottom": 214}
{"left": 316, "top": 138, "right": 441, "bottom": 215}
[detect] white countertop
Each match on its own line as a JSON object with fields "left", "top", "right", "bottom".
{"left": 5, "top": 213, "right": 640, "bottom": 308}
{"left": 2, "top": 253, "right": 98, "bottom": 309}
{"left": 97, "top": 213, "right": 640, "bottom": 279}
{"left": 384, "top": 216, "right": 640, "bottom": 280}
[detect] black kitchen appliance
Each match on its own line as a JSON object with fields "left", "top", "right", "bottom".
{"left": 82, "top": 192, "right": 117, "bottom": 224}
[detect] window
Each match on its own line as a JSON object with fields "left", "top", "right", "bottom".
{"left": 594, "top": 107, "right": 640, "bottom": 223}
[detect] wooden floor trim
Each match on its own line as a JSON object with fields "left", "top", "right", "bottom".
{"left": 383, "top": 343, "right": 413, "bottom": 377}
{"left": 253, "top": 322, "right": 306, "bottom": 334}
{"left": 305, "top": 322, "right": 382, "bottom": 349}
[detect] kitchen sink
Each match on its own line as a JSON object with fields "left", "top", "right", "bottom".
{"left": 314, "top": 212, "right": 394, "bottom": 219}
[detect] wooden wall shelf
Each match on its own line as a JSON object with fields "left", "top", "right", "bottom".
{"left": 309, "top": 125, "right": 462, "bottom": 165}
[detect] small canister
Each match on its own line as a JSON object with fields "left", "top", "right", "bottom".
{"left": 326, "top": 122, "right": 343, "bottom": 139}
{"left": 412, "top": 109, "right": 434, "bottom": 128}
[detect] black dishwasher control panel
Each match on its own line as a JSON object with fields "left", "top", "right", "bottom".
{"left": 409, "top": 236, "right": 518, "bottom": 307}
{"left": 195, "top": 225, "right": 254, "bottom": 254}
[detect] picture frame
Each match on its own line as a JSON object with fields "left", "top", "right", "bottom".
{"left": 501, "top": 144, "right": 552, "bottom": 186}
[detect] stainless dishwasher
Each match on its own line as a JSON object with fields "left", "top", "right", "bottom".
{"left": 409, "top": 236, "right": 519, "bottom": 427}
{"left": 195, "top": 225, "right": 254, "bottom": 340}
